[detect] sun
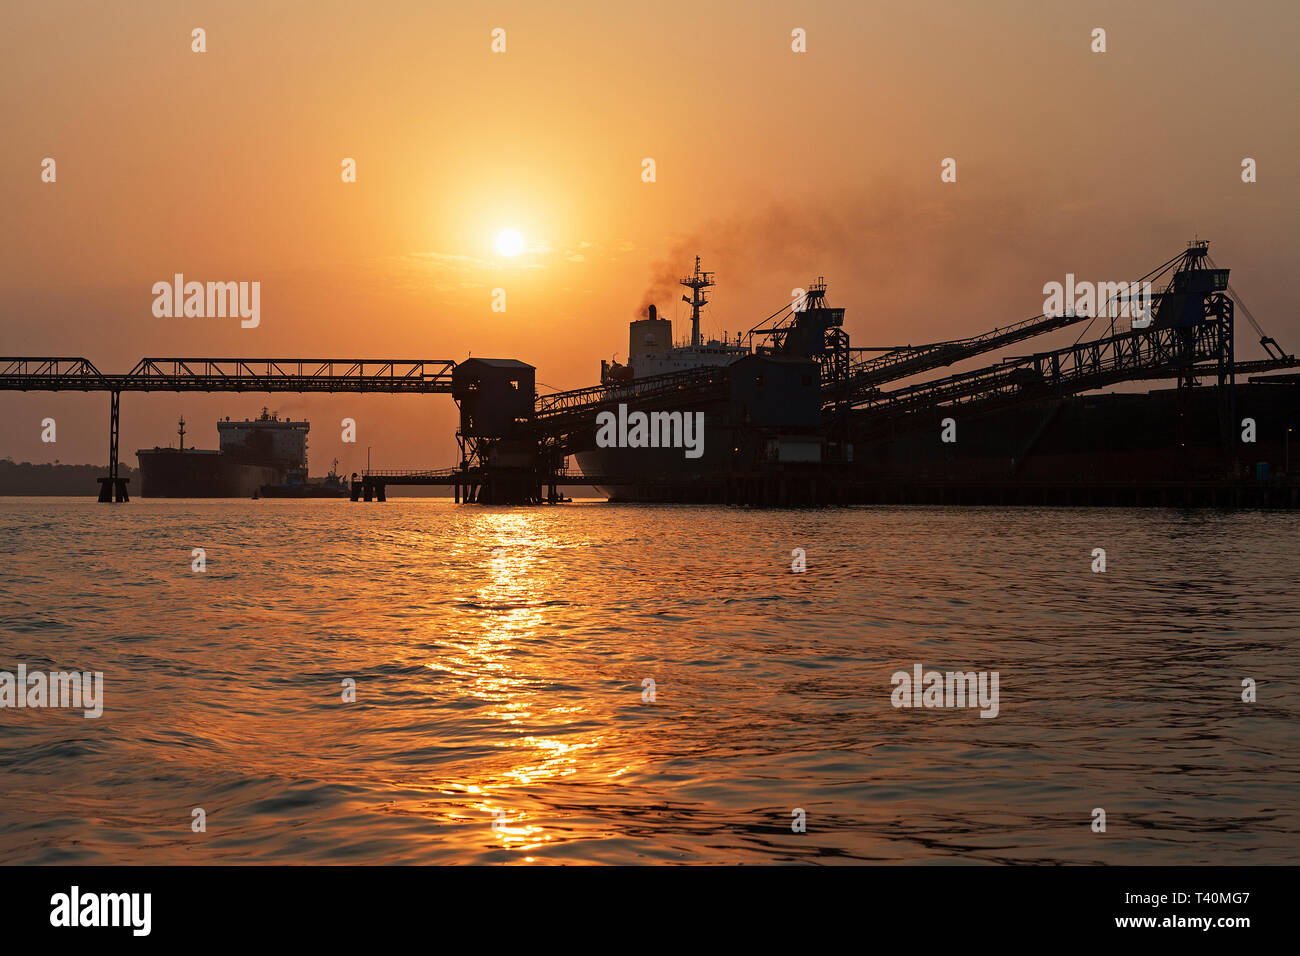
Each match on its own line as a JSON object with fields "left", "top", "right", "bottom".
{"left": 495, "top": 229, "right": 525, "bottom": 257}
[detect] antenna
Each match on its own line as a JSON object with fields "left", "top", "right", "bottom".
{"left": 680, "top": 255, "right": 716, "bottom": 348}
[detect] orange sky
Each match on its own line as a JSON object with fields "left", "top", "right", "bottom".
{"left": 2, "top": 0, "right": 1297, "bottom": 470}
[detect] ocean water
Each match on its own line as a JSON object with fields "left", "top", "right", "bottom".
{"left": 0, "top": 497, "right": 1296, "bottom": 865}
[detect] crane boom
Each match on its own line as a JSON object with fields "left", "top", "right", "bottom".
{"left": 825, "top": 310, "right": 1092, "bottom": 407}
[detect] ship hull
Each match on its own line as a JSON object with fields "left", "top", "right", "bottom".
{"left": 573, "top": 383, "right": 1300, "bottom": 503}
{"left": 573, "top": 410, "right": 739, "bottom": 500}
{"left": 574, "top": 446, "right": 720, "bottom": 500}
{"left": 136, "top": 450, "right": 282, "bottom": 497}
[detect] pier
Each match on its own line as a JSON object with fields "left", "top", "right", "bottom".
{"left": 2, "top": 243, "right": 1298, "bottom": 507}
{"left": 0, "top": 359, "right": 454, "bottom": 502}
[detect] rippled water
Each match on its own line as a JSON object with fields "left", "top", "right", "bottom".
{"left": 0, "top": 498, "right": 1296, "bottom": 864}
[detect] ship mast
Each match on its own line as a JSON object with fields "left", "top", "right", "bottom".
{"left": 177, "top": 414, "right": 186, "bottom": 450}
{"left": 680, "top": 255, "right": 715, "bottom": 348}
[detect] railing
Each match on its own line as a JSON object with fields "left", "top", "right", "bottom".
{"left": 359, "top": 467, "right": 463, "bottom": 478}
{"left": 535, "top": 364, "right": 731, "bottom": 416}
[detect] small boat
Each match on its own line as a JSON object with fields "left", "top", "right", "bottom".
{"left": 257, "top": 459, "right": 350, "bottom": 498}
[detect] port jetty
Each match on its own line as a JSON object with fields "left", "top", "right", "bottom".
{"left": 3, "top": 241, "right": 1297, "bottom": 508}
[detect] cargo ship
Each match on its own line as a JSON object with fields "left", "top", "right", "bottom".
{"left": 568, "top": 243, "right": 1299, "bottom": 505}
{"left": 576, "top": 257, "right": 760, "bottom": 498}
{"left": 136, "top": 409, "right": 309, "bottom": 497}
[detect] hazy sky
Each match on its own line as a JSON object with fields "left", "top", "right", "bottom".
{"left": 2, "top": 0, "right": 1297, "bottom": 469}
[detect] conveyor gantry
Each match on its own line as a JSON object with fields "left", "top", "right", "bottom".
{"left": 0, "top": 357, "right": 457, "bottom": 501}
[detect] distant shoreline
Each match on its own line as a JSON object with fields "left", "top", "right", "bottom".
{"left": 0, "top": 460, "right": 142, "bottom": 496}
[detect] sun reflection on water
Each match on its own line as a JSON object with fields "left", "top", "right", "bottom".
{"left": 431, "top": 511, "right": 629, "bottom": 859}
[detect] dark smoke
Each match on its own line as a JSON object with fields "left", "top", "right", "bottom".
{"left": 636, "top": 171, "right": 1186, "bottom": 342}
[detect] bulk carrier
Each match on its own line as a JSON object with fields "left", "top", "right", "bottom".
{"left": 576, "top": 257, "right": 759, "bottom": 498}
{"left": 574, "top": 257, "right": 827, "bottom": 499}
{"left": 559, "top": 243, "right": 1300, "bottom": 505}
{"left": 136, "top": 409, "right": 309, "bottom": 497}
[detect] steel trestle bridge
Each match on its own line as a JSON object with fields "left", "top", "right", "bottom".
{"left": 0, "top": 358, "right": 457, "bottom": 500}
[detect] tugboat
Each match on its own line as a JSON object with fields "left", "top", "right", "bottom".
{"left": 258, "top": 459, "right": 351, "bottom": 498}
